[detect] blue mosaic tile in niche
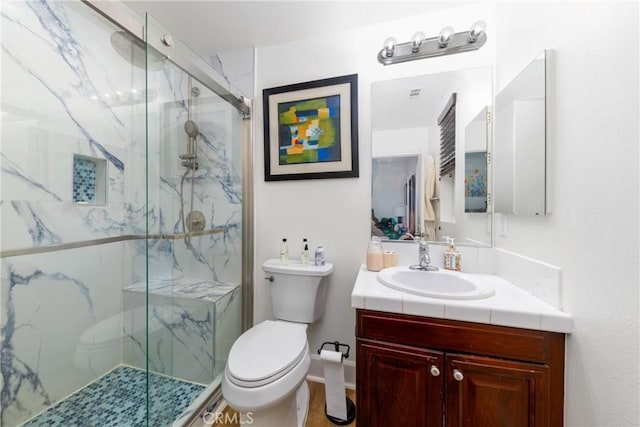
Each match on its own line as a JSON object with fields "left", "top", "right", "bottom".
{"left": 73, "top": 156, "right": 97, "bottom": 203}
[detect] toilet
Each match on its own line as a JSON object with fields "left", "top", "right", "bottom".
{"left": 74, "top": 304, "right": 173, "bottom": 373}
{"left": 222, "top": 258, "right": 333, "bottom": 427}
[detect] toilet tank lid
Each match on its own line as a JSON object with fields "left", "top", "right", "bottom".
{"left": 227, "top": 320, "right": 308, "bottom": 383}
{"left": 262, "top": 259, "right": 333, "bottom": 276}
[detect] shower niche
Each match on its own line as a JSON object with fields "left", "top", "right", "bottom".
{"left": 72, "top": 154, "right": 107, "bottom": 205}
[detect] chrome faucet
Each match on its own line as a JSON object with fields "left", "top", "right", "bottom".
{"left": 410, "top": 238, "right": 438, "bottom": 271}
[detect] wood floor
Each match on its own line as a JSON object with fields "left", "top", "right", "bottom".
{"left": 215, "top": 381, "right": 356, "bottom": 426}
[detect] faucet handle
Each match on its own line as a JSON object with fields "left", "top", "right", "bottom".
{"left": 417, "top": 239, "right": 429, "bottom": 254}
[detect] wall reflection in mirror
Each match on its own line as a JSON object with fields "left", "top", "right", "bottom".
{"left": 494, "top": 50, "right": 547, "bottom": 216}
{"left": 371, "top": 66, "right": 492, "bottom": 246}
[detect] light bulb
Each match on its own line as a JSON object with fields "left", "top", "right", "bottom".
{"left": 468, "top": 21, "right": 487, "bottom": 43}
{"left": 411, "top": 31, "right": 426, "bottom": 52}
{"left": 438, "top": 26, "right": 455, "bottom": 48}
{"left": 383, "top": 37, "right": 397, "bottom": 57}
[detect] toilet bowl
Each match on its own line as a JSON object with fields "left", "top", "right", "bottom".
{"left": 223, "top": 320, "right": 311, "bottom": 425}
{"left": 74, "top": 304, "right": 172, "bottom": 373}
{"left": 222, "top": 259, "right": 333, "bottom": 427}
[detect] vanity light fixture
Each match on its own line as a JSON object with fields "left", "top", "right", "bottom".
{"left": 378, "top": 21, "right": 487, "bottom": 66}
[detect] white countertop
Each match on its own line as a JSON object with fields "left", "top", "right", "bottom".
{"left": 351, "top": 265, "right": 572, "bottom": 333}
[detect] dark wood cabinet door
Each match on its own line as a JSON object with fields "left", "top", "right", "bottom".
{"left": 445, "top": 353, "right": 550, "bottom": 427}
{"left": 357, "top": 339, "right": 444, "bottom": 427}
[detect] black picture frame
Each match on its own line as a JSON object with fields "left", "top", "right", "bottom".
{"left": 263, "top": 74, "right": 359, "bottom": 181}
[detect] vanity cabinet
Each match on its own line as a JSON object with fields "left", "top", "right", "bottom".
{"left": 358, "top": 340, "right": 444, "bottom": 426}
{"left": 356, "top": 309, "right": 565, "bottom": 426}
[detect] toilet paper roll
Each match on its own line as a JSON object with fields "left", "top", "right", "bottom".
{"left": 320, "top": 349, "right": 347, "bottom": 420}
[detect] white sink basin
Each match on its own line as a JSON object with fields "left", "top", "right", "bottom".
{"left": 377, "top": 267, "right": 495, "bottom": 300}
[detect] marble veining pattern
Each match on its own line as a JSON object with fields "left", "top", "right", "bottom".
{"left": 205, "top": 49, "right": 255, "bottom": 98}
{"left": 122, "top": 279, "right": 240, "bottom": 384}
{"left": 0, "top": 250, "right": 110, "bottom": 426}
{"left": 0, "top": 154, "right": 64, "bottom": 202}
{"left": 9, "top": 202, "right": 64, "bottom": 247}
{"left": 1, "top": 4, "right": 126, "bottom": 172}
{"left": 125, "top": 277, "right": 239, "bottom": 302}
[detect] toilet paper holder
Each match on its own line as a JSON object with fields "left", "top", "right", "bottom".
{"left": 318, "top": 341, "right": 356, "bottom": 425}
{"left": 318, "top": 341, "right": 350, "bottom": 360}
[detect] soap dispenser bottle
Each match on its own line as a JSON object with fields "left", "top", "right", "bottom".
{"left": 444, "top": 237, "right": 461, "bottom": 271}
{"left": 280, "top": 238, "right": 288, "bottom": 264}
{"left": 301, "top": 238, "right": 310, "bottom": 265}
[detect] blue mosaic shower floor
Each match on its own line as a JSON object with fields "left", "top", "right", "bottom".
{"left": 22, "top": 366, "right": 205, "bottom": 427}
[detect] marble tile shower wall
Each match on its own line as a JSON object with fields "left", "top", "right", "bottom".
{"left": 141, "top": 66, "right": 244, "bottom": 286}
{"left": 0, "top": 1, "right": 244, "bottom": 426}
{"left": 0, "top": 245, "right": 123, "bottom": 425}
{"left": 1, "top": 1, "right": 139, "bottom": 249}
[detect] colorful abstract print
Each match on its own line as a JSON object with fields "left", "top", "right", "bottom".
{"left": 465, "top": 169, "right": 487, "bottom": 197}
{"left": 277, "top": 95, "right": 342, "bottom": 165}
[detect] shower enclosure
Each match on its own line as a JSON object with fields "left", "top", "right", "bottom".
{"left": 0, "top": 1, "right": 251, "bottom": 426}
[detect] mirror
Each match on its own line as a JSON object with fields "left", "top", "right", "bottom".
{"left": 494, "top": 50, "right": 547, "bottom": 215}
{"left": 371, "top": 66, "right": 492, "bottom": 246}
{"left": 464, "top": 107, "right": 489, "bottom": 214}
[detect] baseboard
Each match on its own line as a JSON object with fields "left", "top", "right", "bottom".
{"left": 306, "top": 353, "right": 356, "bottom": 390}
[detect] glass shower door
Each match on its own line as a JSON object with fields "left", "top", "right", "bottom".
{"left": 135, "top": 13, "right": 244, "bottom": 425}
{"left": 0, "top": 1, "right": 147, "bottom": 425}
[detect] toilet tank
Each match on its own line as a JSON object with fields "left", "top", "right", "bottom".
{"left": 262, "top": 259, "right": 333, "bottom": 323}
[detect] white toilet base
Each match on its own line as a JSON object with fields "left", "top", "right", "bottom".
{"left": 237, "top": 382, "right": 309, "bottom": 427}
{"left": 296, "top": 381, "right": 310, "bottom": 427}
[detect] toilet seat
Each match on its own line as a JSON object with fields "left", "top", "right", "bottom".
{"left": 227, "top": 320, "right": 308, "bottom": 387}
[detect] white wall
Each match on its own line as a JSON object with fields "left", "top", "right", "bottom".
{"left": 494, "top": 2, "right": 639, "bottom": 426}
{"left": 254, "top": 2, "right": 494, "bottom": 368}
{"left": 372, "top": 127, "right": 428, "bottom": 157}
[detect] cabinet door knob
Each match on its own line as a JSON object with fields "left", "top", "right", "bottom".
{"left": 453, "top": 369, "right": 464, "bottom": 381}
{"left": 430, "top": 365, "right": 440, "bottom": 377}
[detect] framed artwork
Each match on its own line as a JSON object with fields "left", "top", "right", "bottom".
{"left": 464, "top": 151, "right": 488, "bottom": 213}
{"left": 263, "top": 74, "right": 359, "bottom": 181}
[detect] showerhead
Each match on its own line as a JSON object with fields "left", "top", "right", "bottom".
{"left": 180, "top": 120, "right": 200, "bottom": 168}
{"left": 110, "top": 30, "right": 166, "bottom": 71}
{"left": 184, "top": 120, "right": 199, "bottom": 138}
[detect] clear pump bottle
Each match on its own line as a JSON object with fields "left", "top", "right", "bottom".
{"left": 301, "top": 238, "right": 310, "bottom": 264}
{"left": 280, "top": 238, "right": 288, "bottom": 264}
